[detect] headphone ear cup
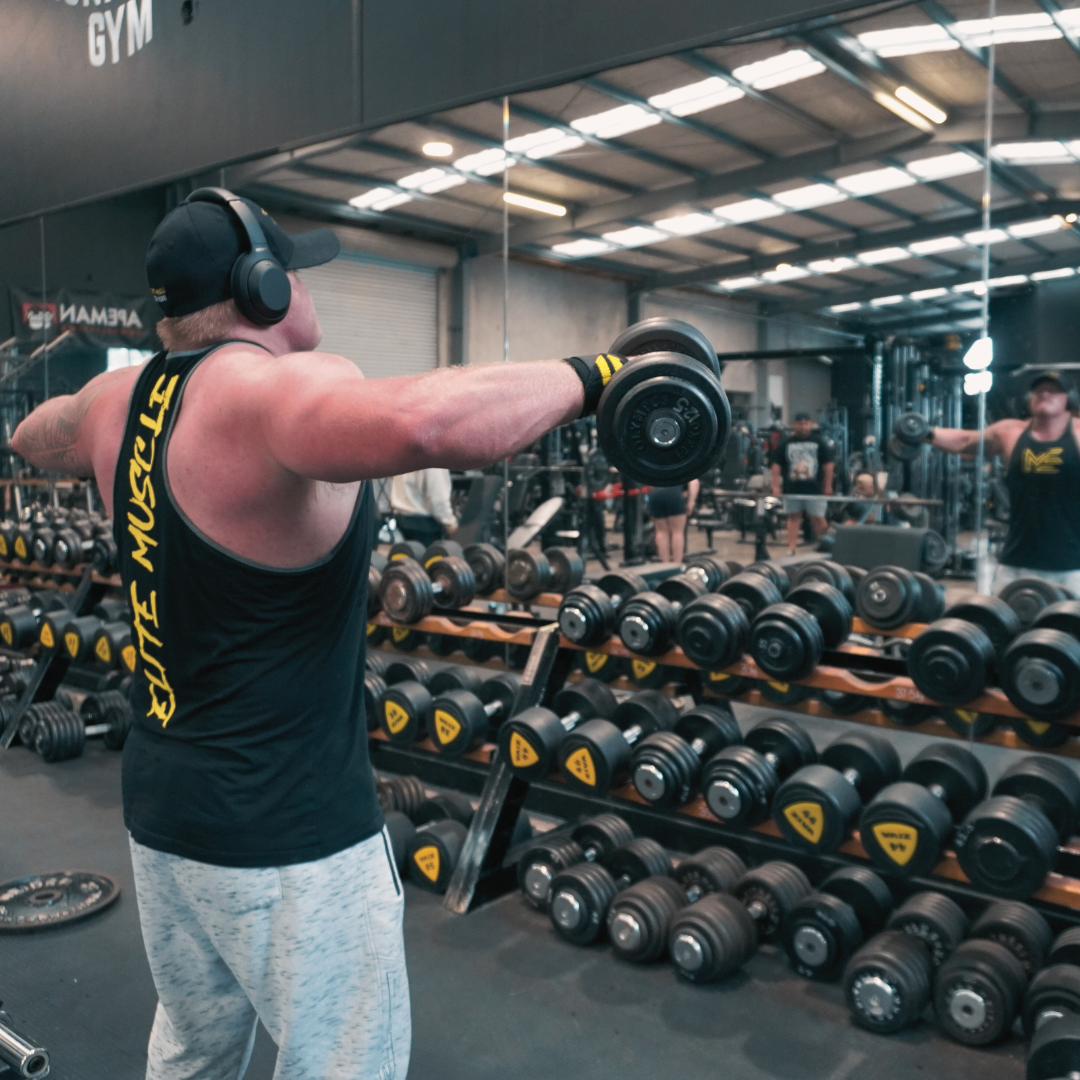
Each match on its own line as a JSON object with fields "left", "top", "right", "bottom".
{"left": 230, "top": 254, "right": 291, "bottom": 326}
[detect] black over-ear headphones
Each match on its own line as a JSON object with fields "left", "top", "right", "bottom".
{"left": 183, "top": 187, "right": 292, "bottom": 326}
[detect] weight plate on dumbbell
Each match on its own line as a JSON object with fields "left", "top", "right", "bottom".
{"left": 923, "top": 530, "right": 949, "bottom": 574}
{"left": 463, "top": 543, "right": 504, "bottom": 597}
{"left": 388, "top": 540, "right": 425, "bottom": 561}
{"left": 1000, "top": 577, "right": 1072, "bottom": 630}
{"left": 895, "top": 412, "right": 932, "bottom": 444}
{"left": 544, "top": 547, "right": 584, "bottom": 594}
{"left": 787, "top": 581, "right": 852, "bottom": 650}
{"left": 887, "top": 434, "right": 922, "bottom": 462}
{"left": 1000, "top": 628, "right": 1080, "bottom": 721}
{"left": 0, "top": 870, "right": 120, "bottom": 930}
{"left": 505, "top": 549, "right": 553, "bottom": 601}
{"left": 907, "top": 618, "right": 994, "bottom": 707}
{"left": 856, "top": 566, "right": 919, "bottom": 629}
{"left": 422, "top": 540, "right": 464, "bottom": 568}
{"left": 609, "top": 317, "right": 721, "bottom": 378}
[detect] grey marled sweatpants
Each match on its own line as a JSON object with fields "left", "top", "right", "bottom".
{"left": 129, "top": 829, "right": 410, "bottom": 1080}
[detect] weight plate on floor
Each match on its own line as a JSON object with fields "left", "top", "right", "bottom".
{"left": 0, "top": 870, "right": 120, "bottom": 931}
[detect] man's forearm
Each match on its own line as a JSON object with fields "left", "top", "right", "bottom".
{"left": 930, "top": 427, "right": 993, "bottom": 457}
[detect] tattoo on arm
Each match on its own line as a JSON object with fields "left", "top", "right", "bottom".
{"left": 13, "top": 381, "right": 110, "bottom": 475}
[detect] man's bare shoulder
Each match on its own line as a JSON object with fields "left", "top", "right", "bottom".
{"left": 193, "top": 345, "right": 364, "bottom": 401}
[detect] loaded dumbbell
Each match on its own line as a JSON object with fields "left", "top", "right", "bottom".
{"left": 420, "top": 540, "right": 464, "bottom": 567}
{"left": 504, "top": 547, "right": 585, "bottom": 600}
{"left": 497, "top": 678, "right": 619, "bottom": 780}
{"left": 748, "top": 580, "right": 853, "bottom": 682}
{"left": 969, "top": 900, "right": 1052, "bottom": 978}
{"left": 943, "top": 594, "right": 1021, "bottom": 669}
{"left": 378, "top": 555, "right": 476, "bottom": 624}
{"left": 407, "top": 819, "right": 467, "bottom": 893}
{"left": 844, "top": 931, "right": 934, "bottom": 1033}
{"left": 782, "top": 866, "right": 894, "bottom": 982}
{"left": 860, "top": 742, "right": 988, "bottom": 878}
{"left": 376, "top": 774, "right": 427, "bottom": 819}
{"left": 934, "top": 939, "right": 1028, "bottom": 1046}
{"left": 557, "top": 689, "right": 690, "bottom": 796}
{"left": 383, "top": 810, "right": 417, "bottom": 873}
{"left": 80, "top": 690, "right": 134, "bottom": 750}
{"left": 889, "top": 411, "right": 934, "bottom": 461}
{"left": 773, "top": 731, "right": 900, "bottom": 854}
{"left": 462, "top": 543, "right": 504, "bottom": 597}
{"left": 414, "top": 790, "right": 474, "bottom": 827}
{"left": 617, "top": 573, "right": 709, "bottom": 657}
{"left": 363, "top": 671, "right": 386, "bottom": 730}
{"left": 744, "top": 561, "right": 790, "bottom": 597}
{"left": 1000, "top": 577, "right": 1074, "bottom": 630}
{"left": 377, "top": 664, "right": 487, "bottom": 746}
{"left": 387, "top": 540, "right": 425, "bottom": 561}
{"left": 1022, "top": 931, "right": 1080, "bottom": 1039}
{"left": 0, "top": 593, "right": 69, "bottom": 648}
{"left": 90, "top": 619, "right": 135, "bottom": 672}
{"left": 31, "top": 696, "right": 132, "bottom": 762}
{"left": 558, "top": 570, "right": 647, "bottom": 647}
{"left": 700, "top": 716, "right": 816, "bottom": 828}
{"left": 886, "top": 890, "right": 969, "bottom": 968}
{"left": 790, "top": 560, "right": 857, "bottom": 605}
{"left": 682, "top": 552, "right": 732, "bottom": 592}
{"left": 1000, "top": 599, "right": 1080, "bottom": 722}
{"left": 577, "top": 650, "right": 625, "bottom": 683}
{"left": 675, "top": 592, "right": 750, "bottom": 670}
{"left": 855, "top": 565, "right": 944, "bottom": 630}
{"left": 906, "top": 617, "right": 996, "bottom": 707}
{"left": 91, "top": 532, "right": 119, "bottom": 575}
{"left": 954, "top": 755, "right": 1080, "bottom": 899}
{"left": 429, "top": 672, "right": 521, "bottom": 757}
{"left": 717, "top": 570, "right": 783, "bottom": 623}
{"left": 630, "top": 702, "right": 742, "bottom": 809}
{"left": 816, "top": 689, "right": 874, "bottom": 716}
{"left": 1027, "top": 1014, "right": 1080, "bottom": 1080}
{"left": 672, "top": 846, "right": 747, "bottom": 903}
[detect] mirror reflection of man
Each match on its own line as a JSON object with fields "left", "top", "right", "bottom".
{"left": 770, "top": 411, "right": 834, "bottom": 556}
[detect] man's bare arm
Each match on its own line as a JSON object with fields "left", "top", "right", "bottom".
{"left": 929, "top": 422, "right": 1006, "bottom": 458}
{"left": 256, "top": 354, "right": 586, "bottom": 482}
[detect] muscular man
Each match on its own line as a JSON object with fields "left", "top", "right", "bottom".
{"left": 769, "top": 411, "right": 835, "bottom": 555}
{"left": 10, "top": 192, "right": 646, "bottom": 1080}
{"left": 927, "top": 371, "right": 1080, "bottom": 595}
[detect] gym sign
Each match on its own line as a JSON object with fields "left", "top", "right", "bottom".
{"left": 11, "top": 287, "right": 157, "bottom": 349}
{"left": 54, "top": 0, "right": 153, "bottom": 68}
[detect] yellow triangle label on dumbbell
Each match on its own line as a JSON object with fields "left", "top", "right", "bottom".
{"left": 509, "top": 732, "right": 540, "bottom": 768}
{"left": 95, "top": 637, "right": 112, "bottom": 663}
{"left": 40, "top": 623, "right": 54, "bottom": 649}
{"left": 64, "top": 631, "right": 80, "bottom": 659}
{"left": 1023, "top": 719, "right": 1052, "bottom": 736}
{"left": 585, "top": 652, "right": 607, "bottom": 673}
{"left": 121, "top": 645, "right": 137, "bottom": 672}
{"left": 783, "top": 801, "right": 824, "bottom": 844}
{"left": 384, "top": 700, "right": 410, "bottom": 735}
{"left": 367, "top": 621, "right": 377, "bottom": 636}
{"left": 433, "top": 709, "right": 461, "bottom": 746}
{"left": 390, "top": 552, "right": 410, "bottom": 561}
{"left": 953, "top": 709, "right": 976, "bottom": 727}
{"left": 392, "top": 627, "right": 410, "bottom": 642}
{"left": 14, "top": 537, "right": 26, "bottom": 558}
{"left": 412, "top": 844, "right": 440, "bottom": 882}
{"left": 768, "top": 681, "right": 790, "bottom": 693}
{"left": 0, "top": 537, "right": 7, "bottom": 556}
{"left": 871, "top": 822, "right": 918, "bottom": 866}
{"left": 709, "top": 671, "right": 732, "bottom": 683}
{"left": 632, "top": 660, "right": 656, "bottom": 679}
{"left": 0, "top": 623, "right": 12, "bottom": 646}
{"left": 565, "top": 747, "right": 596, "bottom": 786}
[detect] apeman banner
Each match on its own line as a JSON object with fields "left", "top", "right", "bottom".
{"left": 10, "top": 288, "right": 157, "bottom": 350}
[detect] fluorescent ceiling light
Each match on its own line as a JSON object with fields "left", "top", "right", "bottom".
{"left": 422, "top": 142, "right": 454, "bottom": 157}
{"left": 986, "top": 275, "right": 1030, "bottom": 288}
{"left": 348, "top": 187, "right": 412, "bottom": 211}
{"left": 1008, "top": 217, "right": 1064, "bottom": 238}
{"left": 1031, "top": 267, "right": 1076, "bottom": 280}
{"left": 953, "top": 13, "right": 1059, "bottom": 47}
{"left": 836, "top": 167, "right": 916, "bottom": 196}
{"left": 505, "top": 128, "right": 585, "bottom": 159}
{"left": 829, "top": 302, "right": 863, "bottom": 312}
{"left": 965, "top": 370, "right": 993, "bottom": 395}
{"left": 654, "top": 212, "right": 725, "bottom": 236}
{"left": 733, "top": 49, "right": 826, "bottom": 90}
{"left": 772, "top": 183, "right": 848, "bottom": 210}
{"left": 954, "top": 280, "right": 987, "bottom": 293}
{"left": 602, "top": 225, "right": 669, "bottom": 247}
{"left": 908, "top": 235, "right": 966, "bottom": 255}
{"left": 551, "top": 238, "right": 614, "bottom": 258}
{"left": 858, "top": 246, "right": 910, "bottom": 264}
{"left": 906, "top": 152, "right": 982, "bottom": 180}
{"left": 963, "top": 337, "right": 993, "bottom": 370}
{"left": 807, "top": 257, "right": 859, "bottom": 273}
{"left": 994, "top": 141, "right": 1071, "bottom": 163}
{"left": 417, "top": 172, "right": 469, "bottom": 194}
{"left": 870, "top": 294, "right": 905, "bottom": 306}
{"left": 761, "top": 264, "right": 811, "bottom": 282}
{"left": 648, "top": 77, "right": 744, "bottom": 116}
{"left": 909, "top": 287, "right": 950, "bottom": 300}
{"left": 454, "top": 148, "right": 510, "bottom": 176}
{"left": 719, "top": 276, "right": 762, "bottom": 290}
{"left": 398, "top": 168, "right": 448, "bottom": 189}
{"left": 964, "top": 228, "right": 1010, "bottom": 245}
{"left": 856, "top": 25, "right": 958, "bottom": 57}
{"left": 712, "top": 198, "right": 785, "bottom": 224}
{"left": 504, "top": 192, "right": 566, "bottom": 216}
{"left": 894, "top": 86, "right": 947, "bottom": 125}
{"left": 570, "top": 104, "right": 661, "bottom": 140}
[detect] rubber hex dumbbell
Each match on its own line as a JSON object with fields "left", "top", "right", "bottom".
{"left": 886, "top": 890, "right": 969, "bottom": 968}
{"left": 618, "top": 573, "right": 709, "bottom": 657}
{"left": 557, "top": 690, "right": 688, "bottom": 796}
{"left": 860, "top": 742, "right": 988, "bottom": 879}
{"left": 1000, "top": 577, "right": 1074, "bottom": 630}
{"left": 773, "top": 731, "right": 901, "bottom": 854}
{"left": 718, "top": 571, "right": 783, "bottom": 623}
{"left": 631, "top": 702, "right": 742, "bottom": 809}
{"left": 0, "top": 593, "right": 68, "bottom": 649}
{"left": 844, "top": 930, "right": 934, "bottom": 1033}
{"left": 1027, "top": 1013, "right": 1080, "bottom": 1080}
{"left": 558, "top": 570, "right": 647, "bottom": 647}
{"left": 791, "top": 561, "right": 857, "bottom": 605}
{"left": 701, "top": 716, "right": 816, "bottom": 828}
{"left": 906, "top": 618, "right": 997, "bottom": 707}
{"left": 517, "top": 814, "right": 634, "bottom": 911}
{"left": 548, "top": 837, "right": 672, "bottom": 946}
{"left": 429, "top": 673, "right": 521, "bottom": 757}
{"left": 856, "top": 565, "right": 941, "bottom": 630}
{"left": 782, "top": 866, "right": 894, "bottom": 982}
{"left": 463, "top": 543, "right": 505, "bottom": 596}
{"left": 497, "top": 678, "right": 619, "bottom": 780}
{"left": 378, "top": 555, "right": 476, "bottom": 624}
{"left": 934, "top": 939, "right": 1029, "bottom": 1046}
{"left": 955, "top": 755, "right": 1080, "bottom": 899}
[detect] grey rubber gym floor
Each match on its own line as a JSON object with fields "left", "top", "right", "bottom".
{"left": 0, "top": 710, "right": 1034, "bottom": 1080}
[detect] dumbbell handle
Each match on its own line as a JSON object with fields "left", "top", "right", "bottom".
{"left": 690, "top": 736, "right": 708, "bottom": 757}
{"left": 560, "top": 709, "right": 586, "bottom": 732}
{"left": 842, "top": 767, "right": 862, "bottom": 788}
{"left": 482, "top": 701, "right": 503, "bottom": 719}
{"left": 84, "top": 723, "right": 110, "bottom": 738}
{"left": 746, "top": 898, "right": 768, "bottom": 923}
{"left": 623, "top": 724, "right": 645, "bottom": 746}
{"left": 0, "top": 1015, "right": 48, "bottom": 1078}
{"left": 1034, "top": 1006, "right": 1069, "bottom": 1031}
{"left": 927, "top": 782, "right": 946, "bottom": 802}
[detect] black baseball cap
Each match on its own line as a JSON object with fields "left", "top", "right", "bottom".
{"left": 793, "top": 411, "right": 812, "bottom": 421}
{"left": 145, "top": 196, "right": 340, "bottom": 317}
{"left": 1029, "top": 370, "right": 1077, "bottom": 396}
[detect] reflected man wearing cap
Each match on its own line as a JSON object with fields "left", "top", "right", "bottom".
{"left": 770, "top": 412, "right": 835, "bottom": 555}
{"left": 929, "top": 371, "right": 1080, "bottom": 595}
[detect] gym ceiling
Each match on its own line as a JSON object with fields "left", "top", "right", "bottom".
{"left": 239, "top": 0, "right": 1080, "bottom": 337}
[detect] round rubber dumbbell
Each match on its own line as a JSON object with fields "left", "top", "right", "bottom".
{"left": 682, "top": 552, "right": 731, "bottom": 592}
{"left": 676, "top": 593, "right": 750, "bottom": 669}
{"left": 463, "top": 543, "right": 505, "bottom": 596}
{"left": 558, "top": 570, "right": 648, "bottom": 647}
{"left": 376, "top": 774, "right": 427, "bottom": 819}
{"left": 618, "top": 574, "right": 709, "bottom": 657}
{"left": 1028, "top": 1013, "right": 1080, "bottom": 1080}
{"left": 774, "top": 731, "right": 900, "bottom": 853}
{"left": 785, "top": 581, "right": 853, "bottom": 650}
{"left": 91, "top": 532, "right": 119, "bottom": 575}
{"left": 791, "top": 561, "right": 856, "bottom": 605}
{"left": 387, "top": 540, "right": 425, "bottom": 561}
{"left": 758, "top": 678, "right": 815, "bottom": 706}
{"left": 893, "top": 411, "right": 933, "bottom": 449}
{"left": 856, "top": 565, "right": 926, "bottom": 629}
{"left": 429, "top": 672, "right": 521, "bottom": 757}
{"left": 32, "top": 702, "right": 86, "bottom": 763}
{"left": 782, "top": 866, "right": 894, "bottom": 982}
{"left": 668, "top": 893, "right": 757, "bottom": 983}
{"left": 860, "top": 742, "right": 988, "bottom": 879}
{"left": 368, "top": 558, "right": 384, "bottom": 619}
{"left": 672, "top": 846, "right": 747, "bottom": 903}
{"left": 731, "top": 860, "right": 813, "bottom": 944}
{"left": 407, "top": 818, "right": 468, "bottom": 893}
{"left": 52, "top": 523, "right": 96, "bottom": 569}
{"left": 421, "top": 540, "right": 464, "bottom": 567}
{"left": 700, "top": 669, "right": 749, "bottom": 698}
{"left": 934, "top": 939, "right": 1028, "bottom": 1046}
{"left": 624, "top": 657, "right": 671, "bottom": 690}
{"left": 816, "top": 689, "right": 874, "bottom": 716}
{"left": 907, "top": 618, "right": 996, "bottom": 707}
{"left": 944, "top": 594, "right": 1021, "bottom": 671}
{"left": 497, "top": 678, "right": 619, "bottom": 781}
{"left": 1024, "top": 964, "right": 1080, "bottom": 1040}
{"left": 548, "top": 837, "right": 671, "bottom": 946}
{"left": 577, "top": 650, "right": 626, "bottom": 683}
{"left": 557, "top": 690, "right": 687, "bottom": 796}
{"left": 543, "top": 547, "right": 585, "bottom": 594}
{"left": 378, "top": 555, "right": 476, "bottom": 624}
{"left": 1004, "top": 601, "right": 1080, "bottom": 731}
{"left": 702, "top": 716, "right": 816, "bottom": 828}
{"left": 631, "top": 702, "right": 742, "bottom": 809}
{"left": 385, "top": 623, "right": 423, "bottom": 651}
{"left": 718, "top": 571, "right": 783, "bottom": 623}
{"left": 367, "top": 618, "right": 389, "bottom": 649}
{"left": 745, "top": 561, "right": 790, "bottom": 597}
{"left": 749, "top": 602, "right": 825, "bottom": 681}
{"left": 428, "top": 665, "right": 485, "bottom": 697}
{"left": 377, "top": 681, "right": 432, "bottom": 745}
{"left": 505, "top": 549, "right": 555, "bottom": 601}
{"left": 424, "top": 631, "right": 462, "bottom": 657}
{"left": 878, "top": 697, "right": 936, "bottom": 727}
{"left": 56, "top": 614, "right": 104, "bottom": 664}
{"left": 517, "top": 814, "right": 634, "bottom": 911}
{"left": 886, "top": 890, "right": 969, "bottom": 967}
{"left": 969, "top": 900, "right": 1052, "bottom": 978}
{"left": 1000, "top": 577, "right": 1073, "bottom": 630}
{"left": 1000, "top": 628, "right": 1080, "bottom": 722}
{"left": 367, "top": 652, "right": 390, "bottom": 678}
{"left": 1012, "top": 717, "right": 1074, "bottom": 748}
{"left": 80, "top": 690, "right": 134, "bottom": 750}
{"left": 414, "top": 791, "right": 474, "bottom": 827}
{"left": 364, "top": 673, "right": 387, "bottom": 729}
{"left": 90, "top": 620, "right": 134, "bottom": 671}
{"left": 844, "top": 930, "right": 934, "bottom": 1034}
{"left": 384, "top": 810, "right": 417, "bottom": 873}
{"left": 955, "top": 755, "right": 1080, "bottom": 899}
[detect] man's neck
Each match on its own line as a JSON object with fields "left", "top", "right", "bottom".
{"left": 1031, "top": 412, "right": 1072, "bottom": 439}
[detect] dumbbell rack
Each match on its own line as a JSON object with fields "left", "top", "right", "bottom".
{"left": 367, "top": 605, "right": 1080, "bottom": 926}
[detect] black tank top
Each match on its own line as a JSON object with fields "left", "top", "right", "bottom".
{"left": 1001, "top": 421, "right": 1080, "bottom": 570}
{"left": 115, "top": 344, "right": 381, "bottom": 867}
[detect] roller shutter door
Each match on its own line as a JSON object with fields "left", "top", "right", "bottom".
{"left": 297, "top": 255, "right": 438, "bottom": 378}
